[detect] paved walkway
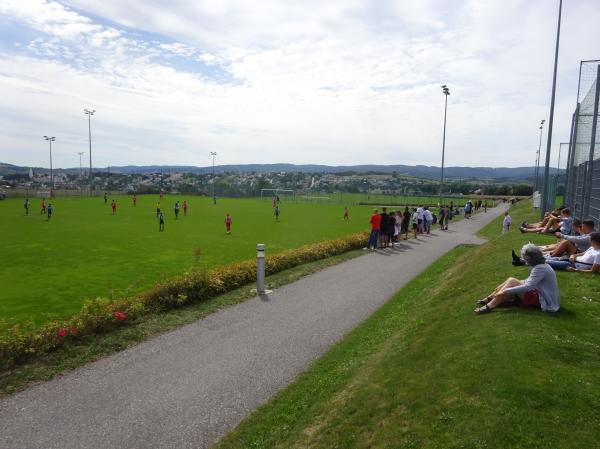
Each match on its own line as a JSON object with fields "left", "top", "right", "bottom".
{"left": 0, "top": 205, "right": 507, "bottom": 449}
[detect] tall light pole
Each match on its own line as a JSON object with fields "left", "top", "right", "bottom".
{"left": 43, "top": 136, "right": 55, "bottom": 194}
{"left": 534, "top": 120, "right": 545, "bottom": 191}
{"left": 211, "top": 151, "right": 217, "bottom": 205}
{"left": 77, "top": 152, "right": 84, "bottom": 178}
{"left": 439, "top": 84, "right": 450, "bottom": 206}
{"left": 84, "top": 109, "right": 95, "bottom": 190}
{"left": 541, "top": 0, "right": 562, "bottom": 217}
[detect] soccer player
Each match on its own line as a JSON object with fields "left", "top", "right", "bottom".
{"left": 47, "top": 203, "right": 53, "bottom": 221}
{"left": 104, "top": 192, "right": 108, "bottom": 204}
{"left": 156, "top": 201, "right": 161, "bottom": 218}
{"left": 343, "top": 207, "right": 349, "bottom": 220}
{"left": 174, "top": 201, "right": 180, "bottom": 219}
{"left": 41, "top": 198, "right": 47, "bottom": 214}
{"left": 183, "top": 200, "right": 188, "bottom": 216}
{"left": 132, "top": 194, "right": 137, "bottom": 207}
{"left": 111, "top": 199, "right": 117, "bottom": 214}
{"left": 274, "top": 205, "right": 280, "bottom": 221}
{"left": 224, "top": 213, "right": 232, "bottom": 234}
{"left": 24, "top": 198, "right": 30, "bottom": 216}
{"left": 158, "top": 212, "right": 165, "bottom": 231}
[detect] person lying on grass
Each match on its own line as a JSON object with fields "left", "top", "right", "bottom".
{"left": 520, "top": 208, "right": 573, "bottom": 235}
{"left": 512, "top": 220, "right": 596, "bottom": 266}
{"left": 545, "top": 232, "right": 600, "bottom": 274}
{"left": 476, "top": 243, "right": 560, "bottom": 314}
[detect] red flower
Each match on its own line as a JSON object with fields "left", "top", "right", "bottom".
{"left": 112, "top": 311, "right": 127, "bottom": 321}
{"left": 57, "top": 328, "right": 69, "bottom": 338}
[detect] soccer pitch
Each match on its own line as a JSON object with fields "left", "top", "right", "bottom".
{"left": 0, "top": 195, "right": 374, "bottom": 332}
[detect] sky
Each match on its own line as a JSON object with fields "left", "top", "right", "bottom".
{"left": 0, "top": 0, "right": 598, "bottom": 169}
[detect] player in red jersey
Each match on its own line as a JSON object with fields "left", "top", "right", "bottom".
{"left": 224, "top": 213, "right": 232, "bottom": 234}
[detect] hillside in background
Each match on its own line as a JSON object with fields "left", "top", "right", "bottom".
{"left": 0, "top": 162, "right": 563, "bottom": 180}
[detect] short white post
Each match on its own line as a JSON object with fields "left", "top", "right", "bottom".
{"left": 256, "top": 243, "right": 266, "bottom": 294}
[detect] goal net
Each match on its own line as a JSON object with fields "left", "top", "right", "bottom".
{"left": 260, "top": 189, "right": 296, "bottom": 202}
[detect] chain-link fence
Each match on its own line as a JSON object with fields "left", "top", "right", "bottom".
{"left": 564, "top": 60, "right": 600, "bottom": 228}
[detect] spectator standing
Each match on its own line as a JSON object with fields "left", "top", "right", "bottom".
{"left": 502, "top": 212, "right": 512, "bottom": 233}
{"left": 380, "top": 208, "right": 390, "bottom": 248}
{"left": 401, "top": 206, "right": 410, "bottom": 240}
{"left": 416, "top": 205, "right": 425, "bottom": 233}
{"left": 423, "top": 207, "right": 433, "bottom": 234}
{"left": 365, "top": 209, "right": 381, "bottom": 251}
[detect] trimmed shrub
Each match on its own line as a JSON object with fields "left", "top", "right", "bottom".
{"left": 0, "top": 232, "right": 368, "bottom": 368}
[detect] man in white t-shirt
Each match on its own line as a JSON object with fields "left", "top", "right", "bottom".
{"left": 502, "top": 212, "right": 512, "bottom": 234}
{"left": 416, "top": 206, "right": 424, "bottom": 234}
{"left": 546, "top": 232, "right": 600, "bottom": 274}
{"left": 423, "top": 207, "right": 433, "bottom": 234}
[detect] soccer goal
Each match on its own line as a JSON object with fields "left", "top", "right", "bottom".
{"left": 297, "top": 195, "right": 331, "bottom": 204}
{"left": 260, "top": 189, "right": 296, "bottom": 202}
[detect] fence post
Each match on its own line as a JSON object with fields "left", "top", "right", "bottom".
{"left": 256, "top": 243, "right": 269, "bottom": 295}
{"left": 583, "top": 65, "right": 600, "bottom": 218}
{"left": 564, "top": 108, "right": 577, "bottom": 205}
{"left": 567, "top": 104, "right": 580, "bottom": 210}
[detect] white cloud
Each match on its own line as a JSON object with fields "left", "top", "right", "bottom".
{"left": 0, "top": 0, "right": 599, "bottom": 169}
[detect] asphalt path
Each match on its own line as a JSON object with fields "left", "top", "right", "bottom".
{"left": 0, "top": 204, "right": 507, "bottom": 449}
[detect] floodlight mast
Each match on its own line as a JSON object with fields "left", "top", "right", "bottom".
{"left": 77, "top": 152, "right": 84, "bottom": 178}
{"left": 84, "top": 108, "right": 95, "bottom": 192}
{"left": 534, "top": 120, "right": 546, "bottom": 191}
{"left": 43, "top": 136, "right": 56, "bottom": 194}
{"left": 439, "top": 85, "right": 450, "bottom": 207}
{"left": 541, "top": 0, "right": 562, "bottom": 218}
{"left": 211, "top": 152, "right": 217, "bottom": 205}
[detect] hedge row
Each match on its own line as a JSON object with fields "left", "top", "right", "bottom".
{"left": 0, "top": 232, "right": 368, "bottom": 368}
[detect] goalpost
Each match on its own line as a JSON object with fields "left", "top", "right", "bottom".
{"left": 260, "top": 188, "right": 296, "bottom": 202}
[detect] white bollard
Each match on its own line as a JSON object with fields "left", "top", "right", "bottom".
{"left": 256, "top": 243, "right": 266, "bottom": 294}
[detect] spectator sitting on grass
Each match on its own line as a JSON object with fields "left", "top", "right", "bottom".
{"left": 520, "top": 208, "right": 572, "bottom": 235}
{"left": 475, "top": 243, "right": 560, "bottom": 314}
{"left": 543, "top": 219, "right": 594, "bottom": 256}
{"left": 511, "top": 220, "right": 594, "bottom": 266}
{"left": 545, "top": 232, "right": 600, "bottom": 274}
{"left": 521, "top": 207, "right": 564, "bottom": 229}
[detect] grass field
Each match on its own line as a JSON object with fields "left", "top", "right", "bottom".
{"left": 295, "top": 192, "right": 505, "bottom": 206}
{"left": 214, "top": 200, "right": 600, "bottom": 449}
{"left": 0, "top": 195, "right": 379, "bottom": 332}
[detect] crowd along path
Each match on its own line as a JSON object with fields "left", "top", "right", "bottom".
{"left": 0, "top": 204, "right": 508, "bottom": 449}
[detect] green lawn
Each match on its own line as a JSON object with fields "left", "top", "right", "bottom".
{"left": 298, "top": 192, "right": 504, "bottom": 207}
{"left": 213, "top": 200, "right": 600, "bottom": 449}
{"left": 0, "top": 195, "right": 374, "bottom": 332}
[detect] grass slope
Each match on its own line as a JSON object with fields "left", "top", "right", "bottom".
{"left": 213, "top": 201, "right": 600, "bottom": 449}
{"left": 0, "top": 195, "right": 371, "bottom": 331}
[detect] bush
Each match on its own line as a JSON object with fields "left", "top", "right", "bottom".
{"left": 0, "top": 232, "right": 368, "bottom": 368}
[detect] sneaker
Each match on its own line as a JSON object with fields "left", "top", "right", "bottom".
{"left": 521, "top": 221, "right": 528, "bottom": 228}
{"left": 519, "top": 227, "right": 526, "bottom": 234}
{"left": 511, "top": 250, "right": 520, "bottom": 262}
